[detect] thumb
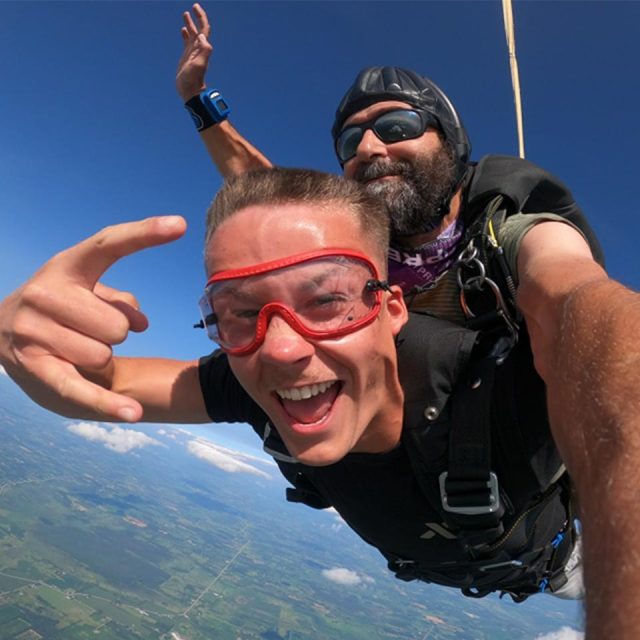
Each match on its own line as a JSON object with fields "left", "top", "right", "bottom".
{"left": 57, "top": 216, "right": 187, "bottom": 289}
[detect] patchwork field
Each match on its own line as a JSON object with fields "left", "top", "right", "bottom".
{"left": 0, "top": 378, "right": 583, "bottom": 639}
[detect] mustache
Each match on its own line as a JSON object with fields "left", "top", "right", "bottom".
{"left": 353, "top": 160, "right": 414, "bottom": 183}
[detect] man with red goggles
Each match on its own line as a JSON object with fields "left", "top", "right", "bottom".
{"left": 175, "top": 0, "right": 611, "bottom": 608}
{"left": 2, "top": 167, "right": 640, "bottom": 638}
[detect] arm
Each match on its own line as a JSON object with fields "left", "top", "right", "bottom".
{"left": 0, "top": 217, "right": 209, "bottom": 424}
{"left": 177, "top": 3, "right": 273, "bottom": 177}
{"left": 517, "top": 221, "right": 640, "bottom": 639}
{"left": 110, "top": 356, "right": 207, "bottom": 423}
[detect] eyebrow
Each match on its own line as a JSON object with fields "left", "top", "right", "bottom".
{"left": 211, "top": 285, "right": 255, "bottom": 304}
{"left": 229, "top": 270, "right": 336, "bottom": 299}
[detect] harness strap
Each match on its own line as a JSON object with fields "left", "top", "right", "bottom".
{"left": 286, "top": 473, "right": 331, "bottom": 510}
{"left": 441, "top": 345, "right": 506, "bottom": 545}
{"left": 387, "top": 484, "right": 575, "bottom": 602}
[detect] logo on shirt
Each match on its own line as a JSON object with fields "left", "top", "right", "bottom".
{"left": 420, "top": 522, "right": 457, "bottom": 540}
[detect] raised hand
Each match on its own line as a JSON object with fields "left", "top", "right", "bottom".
{"left": 0, "top": 216, "right": 186, "bottom": 422}
{"left": 176, "top": 3, "right": 213, "bottom": 101}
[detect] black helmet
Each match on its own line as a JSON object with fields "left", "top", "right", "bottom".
{"left": 331, "top": 66, "right": 471, "bottom": 187}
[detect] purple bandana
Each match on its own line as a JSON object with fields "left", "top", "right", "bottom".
{"left": 388, "top": 218, "right": 464, "bottom": 293}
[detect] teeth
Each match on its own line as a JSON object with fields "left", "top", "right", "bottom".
{"left": 276, "top": 381, "right": 336, "bottom": 401}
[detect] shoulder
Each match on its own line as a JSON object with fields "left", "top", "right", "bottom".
{"left": 198, "top": 350, "right": 267, "bottom": 426}
{"left": 466, "top": 155, "right": 563, "bottom": 212}
{"left": 398, "top": 313, "right": 479, "bottom": 412}
{"left": 464, "top": 154, "right": 604, "bottom": 266}
{"left": 465, "top": 154, "right": 579, "bottom": 216}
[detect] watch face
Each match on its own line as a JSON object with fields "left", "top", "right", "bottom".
{"left": 214, "top": 98, "right": 229, "bottom": 112}
{"left": 205, "top": 90, "right": 230, "bottom": 122}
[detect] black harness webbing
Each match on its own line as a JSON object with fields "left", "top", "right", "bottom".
{"left": 442, "top": 344, "right": 506, "bottom": 548}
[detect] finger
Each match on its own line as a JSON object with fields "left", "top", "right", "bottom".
{"left": 13, "top": 317, "right": 115, "bottom": 371}
{"left": 20, "top": 281, "right": 134, "bottom": 346}
{"left": 107, "top": 300, "right": 148, "bottom": 333}
{"left": 35, "top": 356, "right": 143, "bottom": 422}
{"left": 196, "top": 33, "right": 213, "bottom": 56}
{"left": 94, "top": 284, "right": 149, "bottom": 333}
{"left": 183, "top": 10, "right": 198, "bottom": 37}
{"left": 192, "top": 3, "right": 211, "bottom": 38}
{"left": 181, "top": 26, "right": 190, "bottom": 43}
{"left": 94, "top": 283, "right": 140, "bottom": 309}
{"left": 53, "top": 215, "right": 186, "bottom": 290}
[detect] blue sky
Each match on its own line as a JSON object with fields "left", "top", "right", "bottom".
{"left": 1, "top": 0, "right": 639, "bottom": 363}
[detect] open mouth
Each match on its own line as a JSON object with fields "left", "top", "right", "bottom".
{"left": 363, "top": 173, "right": 399, "bottom": 184}
{"left": 275, "top": 381, "right": 342, "bottom": 426}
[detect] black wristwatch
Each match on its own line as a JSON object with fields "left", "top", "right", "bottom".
{"left": 185, "top": 89, "right": 231, "bottom": 132}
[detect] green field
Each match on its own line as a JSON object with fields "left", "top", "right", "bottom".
{"left": 0, "top": 380, "right": 583, "bottom": 639}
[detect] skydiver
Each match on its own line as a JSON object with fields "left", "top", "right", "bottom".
{"left": 1, "top": 169, "right": 639, "bottom": 640}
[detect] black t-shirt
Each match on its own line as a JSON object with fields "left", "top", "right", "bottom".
{"left": 198, "top": 316, "right": 529, "bottom": 572}
{"left": 199, "top": 348, "right": 469, "bottom": 566}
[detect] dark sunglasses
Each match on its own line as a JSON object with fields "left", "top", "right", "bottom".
{"left": 335, "top": 109, "right": 439, "bottom": 163}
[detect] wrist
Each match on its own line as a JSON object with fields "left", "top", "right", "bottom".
{"left": 184, "top": 88, "right": 231, "bottom": 132}
{"left": 179, "top": 88, "right": 201, "bottom": 102}
{"left": 177, "top": 80, "right": 205, "bottom": 102}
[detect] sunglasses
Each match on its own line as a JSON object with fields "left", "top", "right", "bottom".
{"left": 335, "top": 108, "right": 439, "bottom": 164}
{"left": 199, "top": 249, "right": 390, "bottom": 356}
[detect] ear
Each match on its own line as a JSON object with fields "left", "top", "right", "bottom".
{"left": 385, "top": 285, "right": 409, "bottom": 336}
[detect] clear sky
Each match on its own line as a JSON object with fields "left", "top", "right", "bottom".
{"left": 1, "top": 0, "right": 639, "bottom": 362}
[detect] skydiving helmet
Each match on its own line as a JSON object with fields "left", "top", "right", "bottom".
{"left": 331, "top": 66, "right": 472, "bottom": 191}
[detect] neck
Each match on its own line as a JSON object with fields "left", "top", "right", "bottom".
{"left": 352, "top": 365, "right": 405, "bottom": 454}
{"left": 399, "top": 188, "right": 463, "bottom": 248}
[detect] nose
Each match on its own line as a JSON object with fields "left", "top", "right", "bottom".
{"left": 344, "top": 128, "right": 388, "bottom": 176}
{"left": 258, "top": 315, "right": 315, "bottom": 365}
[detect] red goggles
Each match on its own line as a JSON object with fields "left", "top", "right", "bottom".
{"left": 199, "top": 249, "right": 390, "bottom": 356}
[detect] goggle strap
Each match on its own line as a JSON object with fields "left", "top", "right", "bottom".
{"left": 207, "top": 248, "right": 381, "bottom": 286}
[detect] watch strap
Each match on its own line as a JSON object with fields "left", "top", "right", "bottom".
{"left": 185, "top": 89, "right": 231, "bottom": 132}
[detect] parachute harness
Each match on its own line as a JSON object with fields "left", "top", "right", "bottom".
{"left": 455, "top": 195, "right": 520, "bottom": 359}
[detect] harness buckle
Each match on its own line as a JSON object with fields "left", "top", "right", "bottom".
{"left": 439, "top": 471, "right": 501, "bottom": 515}
{"left": 455, "top": 239, "right": 520, "bottom": 351}
{"left": 479, "top": 559, "right": 524, "bottom": 572}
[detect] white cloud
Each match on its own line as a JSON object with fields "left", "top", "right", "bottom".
{"left": 325, "top": 506, "right": 346, "bottom": 531}
{"left": 534, "top": 628, "right": 584, "bottom": 640}
{"left": 155, "top": 427, "right": 179, "bottom": 440}
{"left": 186, "top": 439, "right": 271, "bottom": 479}
{"left": 321, "top": 567, "right": 365, "bottom": 586}
{"left": 0, "top": 365, "right": 7, "bottom": 376}
{"left": 67, "top": 422, "right": 161, "bottom": 454}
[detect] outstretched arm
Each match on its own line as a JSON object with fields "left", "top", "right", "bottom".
{"left": 0, "top": 217, "right": 209, "bottom": 424}
{"left": 517, "top": 221, "right": 640, "bottom": 639}
{"left": 177, "top": 3, "right": 273, "bottom": 177}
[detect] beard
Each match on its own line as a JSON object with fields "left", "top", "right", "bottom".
{"left": 353, "top": 145, "right": 457, "bottom": 239}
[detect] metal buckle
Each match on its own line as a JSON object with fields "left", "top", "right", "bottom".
{"left": 479, "top": 559, "right": 523, "bottom": 572}
{"left": 455, "top": 240, "right": 519, "bottom": 351}
{"left": 439, "top": 471, "right": 501, "bottom": 515}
